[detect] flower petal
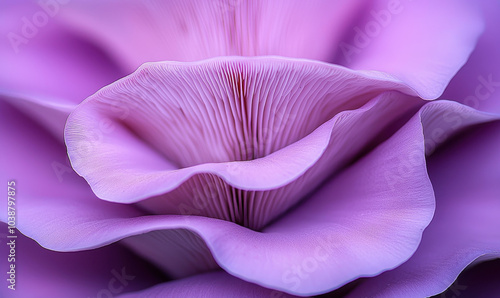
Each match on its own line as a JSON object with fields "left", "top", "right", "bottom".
{"left": 0, "top": 100, "right": 143, "bottom": 242}
{"left": 441, "top": 0, "right": 500, "bottom": 114}
{"left": 436, "top": 258, "right": 500, "bottom": 298}
{"left": 337, "top": 0, "right": 484, "bottom": 99}
{"left": 0, "top": 3, "right": 123, "bottom": 104}
{"left": 121, "top": 97, "right": 437, "bottom": 295}
{"left": 6, "top": 100, "right": 497, "bottom": 295}
{"left": 60, "top": 0, "right": 365, "bottom": 71}
{"left": 119, "top": 271, "right": 296, "bottom": 298}
{"left": 8, "top": 102, "right": 468, "bottom": 296}
{"left": 65, "top": 56, "right": 420, "bottom": 229}
{"left": 0, "top": 101, "right": 222, "bottom": 279}
{"left": 0, "top": 2, "right": 125, "bottom": 140}
{"left": 347, "top": 111, "right": 500, "bottom": 298}
{"left": 1, "top": 92, "right": 74, "bottom": 140}
{"left": 0, "top": 226, "right": 163, "bottom": 298}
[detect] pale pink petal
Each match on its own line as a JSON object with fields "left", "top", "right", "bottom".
{"left": 0, "top": 3, "right": 123, "bottom": 104}
{"left": 0, "top": 226, "right": 162, "bottom": 298}
{"left": 60, "top": 0, "right": 365, "bottom": 71}
{"left": 338, "top": 0, "right": 484, "bottom": 99}
{"left": 5, "top": 99, "right": 497, "bottom": 295}
{"left": 65, "top": 57, "right": 420, "bottom": 229}
{"left": 442, "top": 0, "right": 500, "bottom": 114}
{"left": 0, "top": 2, "right": 123, "bottom": 140}
{"left": 1, "top": 92, "right": 75, "bottom": 140}
{"left": 4, "top": 107, "right": 435, "bottom": 294}
{"left": 347, "top": 111, "right": 500, "bottom": 298}
{"left": 0, "top": 101, "right": 220, "bottom": 278}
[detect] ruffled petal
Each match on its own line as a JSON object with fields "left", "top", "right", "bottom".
{"left": 347, "top": 111, "right": 500, "bottom": 298}
{"left": 435, "top": 258, "right": 500, "bottom": 298}
{"left": 1, "top": 92, "right": 74, "bottom": 140}
{"left": 0, "top": 101, "right": 222, "bottom": 279}
{"left": 121, "top": 97, "right": 437, "bottom": 295}
{"left": 8, "top": 100, "right": 467, "bottom": 296}
{"left": 337, "top": 0, "right": 484, "bottom": 99}
{"left": 119, "top": 271, "right": 296, "bottom": 298}
{"left": 0, "top": 3, "right": 123, "bottom": 104}
{"left": 6, "top": 96, "right": 497, "bottom": 295}
{"left": 60, "top": 0, "right": 365, "bottom": 71}
{"left": 65, "top": 56, "right": 420, "bottom": 229}
{"left": 441, "top": 0, "right": 500, "bottom": 114}
{"left": 0, "top": 226, "right": 163, "bottom": 298}
{"left": 0, "top": 100, "right": 143, "bottom": 242}
{"left": 57, "top": 0, "right": 484, "bottom": 100}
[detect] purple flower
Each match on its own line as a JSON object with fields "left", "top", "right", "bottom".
{"left": 1, "top": 0, "right": 499, "bottom": 297}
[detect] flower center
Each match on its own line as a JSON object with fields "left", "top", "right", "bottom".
{"left": 65, "top": 57, "right": 414, "bottom": 230}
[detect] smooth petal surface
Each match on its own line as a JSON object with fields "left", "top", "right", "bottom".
{"left": 0, "top": 3, "right": 123, "bottom": 104}
{"left": 0, "top": 227, "right": 163, "bottom": 298}
{"left": 441, "top": 0, "right": 500, "bottom": 114}
{"left": 0, "top": 101, "right": 222, "bottom": 279}
{"left": 60, "top": 0, "right": 364, "bottom": 71}
{"left": 121, "top": 229, "right": 219, "bottom": 279}
{"left": 5, "top": 98, "right": 497, "bottom": 295}
{"left": 58, "top": 0, "right": 483, "bottom": 100}
{"left": 337, "top": 0, "right": 484, "bottom": 99}
{"left": 6, "top": 99, "right": 463, "bottom": 296}
{"left": 0, "top": 92, "right": 75, "bottom": 140}
{"left": 2, "top": 1, "right": 497, "bottom": 297}
{"left": 347, "top": 112, "right": 500, "bottom": 298}
{"left": 123, "top": 97, "right": 437, "bottom": 295}
{"left": 65, "top": 56, "right": 420, "bottom": 229}
{"left": 120, "top": 271, "right": 296, "bottom": 298}
{"left": 435, "top": 258, "right": 500, "bottom": 298}
{"left": 0, "top": 101, "right": 143, "bottom": 244}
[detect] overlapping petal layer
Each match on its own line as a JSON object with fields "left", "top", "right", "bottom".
{"left": 123, "top": 99, "right": 437, "bottom": 295}
{"left": 0, "top": 1, "right": 496, "bottom": 296}
{"left": 347, "top": 118, "right": 500, "bottom": 298}
{"left": 65, "top": 57, "right": 421, "bottom": 229}
{"left": 0, "top": 224, "right": 163, "bottom": 298}
{"left": 120, "top": 271, "right": 296, "bottom": 298}
{"left": 0, "top": 92, "right": 74, "bottom": 140}
{"left": 60, "top": 0, "right": 364, "bottom": 71}
{"left": 8, "top": 90, "right": 498, "bottom": 295}
{"left": 0, "top": 2, "right": 123, "bottom": 105}
{"left": 436, "top": 259, "right": 500, "bottom": 298}
{"left": 442, "top": 0, "right": 500, "bottom": 114}
{"left": 57, "top": 0, "right": 484, "bottom": 100}
{"left": 1, "top": 98, "right": 222, "bottom": 279}
{"left": 339, "top": 0, "right": 483, "bottom": 99}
